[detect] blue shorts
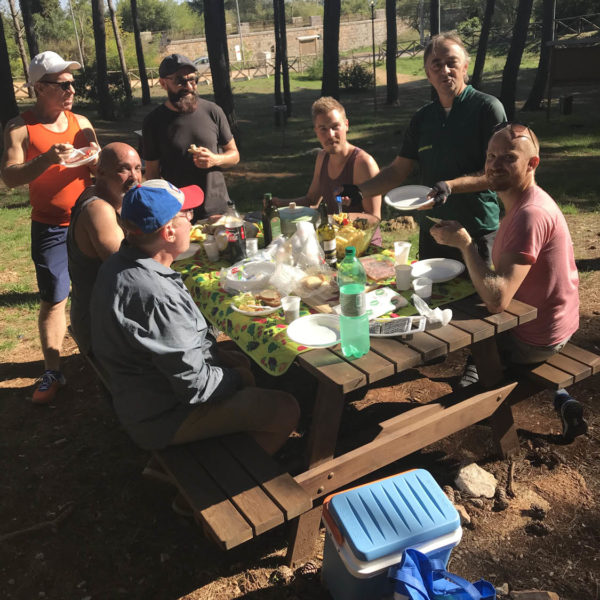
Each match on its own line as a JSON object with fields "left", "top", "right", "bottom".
{"left": 31, "top": 221, "right": 70, "bottom": 303}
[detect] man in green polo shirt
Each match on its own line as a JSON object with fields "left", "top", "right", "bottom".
{"left": 349, "top": 33, "right": 506, "bottom": 264}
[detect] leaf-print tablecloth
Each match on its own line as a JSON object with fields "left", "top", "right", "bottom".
{"left": 174, "top": 249, "right": 476, "bottom": 376}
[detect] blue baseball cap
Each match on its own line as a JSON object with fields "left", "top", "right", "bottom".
{"left": 121, "top": 179, "right": 204, "bottom": 234}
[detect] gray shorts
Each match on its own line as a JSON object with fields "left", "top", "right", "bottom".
{"left": 497, "top": 331, "right": 570, "bottom": 365}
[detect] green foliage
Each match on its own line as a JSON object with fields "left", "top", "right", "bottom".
{"left": 117, "top": 0, "right": 174, "bottom": 32}
{"left": 170, "top": 2, "right": 204, "bottom": 36}
{"left": 457, "top": 16, "right": 482, "bottom": 40}
{"left": 74, "top": 68, "right": 134, "bottom": 119}
{"left": 339, "top": 61, "right": 373, "bottom": 92}
{"left": 304, "top": 58, "right": 323, "bottom": 81}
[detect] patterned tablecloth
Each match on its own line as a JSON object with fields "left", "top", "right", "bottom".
{"left": 174, "top": 248, "right": 476, "bottom": 376}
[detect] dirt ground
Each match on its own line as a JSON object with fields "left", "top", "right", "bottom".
{"left": 1, "top": 212, "right": 599, "bottom": 600}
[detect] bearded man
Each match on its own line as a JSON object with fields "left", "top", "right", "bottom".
{"left": 142, "top": 54, "right": 239, "bottom": 219}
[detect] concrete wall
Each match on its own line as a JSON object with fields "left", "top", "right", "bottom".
{"left": 161, "top": 15, "right": 410, "bottom": 64}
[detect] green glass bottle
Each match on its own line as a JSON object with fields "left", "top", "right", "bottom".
{"left": 262, "top": 193, "right": 281, "bottom": 246}
{"left": 317, "top": 201, "right": 337, "bottom": 269}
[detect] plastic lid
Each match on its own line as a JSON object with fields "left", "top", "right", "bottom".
{"left": 327, "top": 469, "right": 460, "bottom": 562}
{"left": 345, "top": 246, "right": 356, "bottom": 257}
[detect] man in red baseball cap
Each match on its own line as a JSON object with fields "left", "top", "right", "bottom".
{"left": 90, "top": 180, "right": 299, "bottom": 514}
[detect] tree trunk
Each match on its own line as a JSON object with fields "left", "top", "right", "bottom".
{"left": 385, "top": 0, "right": 398, "bottom": 105}
{"left": 279, "top": 0, "right": 291, "bottom": 117}
{"left": 273, "top": 0, "right": 283, "bottom": 126}
{"left": 471, "top": 0, "right": 495, "bottom": 90}
{"left": 18, "top": 0, "right": 39, "bottom": 58}
{"left": 107, "top": 0, "right": 132, "bottom": 101}
{"left": 0, "top": 14, "right": 19, "bottom": 127}
{"left": 204, "top": 0, "right": 239, "bottom": 141}
{"left": 500, "top": 0, "right": 534, "bottom": 120}
{"left": 91, "top": 0, "right": 114, "bottom": 119}
{"left": 130, "top": 0, "right": 150, "bottom": 105}
{"left": 429, "top": 0, "right": 440, "bottom": 36}
{"left": 7, "top": 0, "right": 33, "bottom": 97}
{"left": 523, "top": 0, "right": 555, "bottom": 111}
{"left": 321, "top": 0, "right": 340, "bottom": 98}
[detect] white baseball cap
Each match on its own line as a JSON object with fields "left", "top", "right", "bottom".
{"left": 29, "top": 51, "right": 81, "bottom": 85}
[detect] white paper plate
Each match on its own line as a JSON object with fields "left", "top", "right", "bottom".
{"left": 286, "top": 314, "right": 340, "bottom": 348}
{"left": 410, "top": 258, "right": 465, "bottom": 283}
{"left": 62, "top": 146, "right": 99, "bottom": 168}
{"left": 384, "top": 185, "right": 432, "bottom": 210}
{"left": 176, "top": 243, "right": 200, "bottom": 260}
{"left": 230, "top": 302, "right": 282, "bottom": 316}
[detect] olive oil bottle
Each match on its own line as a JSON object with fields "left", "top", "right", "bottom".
{"left": 262, "top": 193, "right": 281, "bottom": 246}
{"left": 317, "top": 200, "right": 337, "bottom": 269}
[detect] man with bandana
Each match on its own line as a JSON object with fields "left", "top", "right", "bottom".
{"left": 142, "top": 54, "right": 240, "bottom": 219}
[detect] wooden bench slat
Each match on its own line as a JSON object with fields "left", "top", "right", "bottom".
{"left": 401, "top": 331, "right": 448, "bottom": 361}
{"left": 369, "top": 337, "right": 422, "bottom": 372}
{"left": 220, "top": 433, "right": 312, "bottom": 520}
{"left": 505, "top": 298, "right": 538, "bottom": 324}
{"left": 155, "top": 445, "right": 253, "bottom": 550}
{"left": 448, "top": 308, "right": 495, "bottom": 343}
{"left": 330, "top": 348, "right": 396, "bottom": 383}
{"left": 426, "top": 323, "right": 472, "bottom": 352}
{"left": 560, "top": 343, "right": 600, "bottom": 374}
{"left": 546, "top": 353, "right": 592, "bottom": 383}
{"left": 527, "top": 362, "right": 574, "bottom": 389}
{"left": 188, "top": 439, "right": 285, "bottom": 536}
{"left": 297, "top": 348, "right": 367, "bottom": 393}
{"left": 452, "top": 298, "right": 519, "bottom": 332}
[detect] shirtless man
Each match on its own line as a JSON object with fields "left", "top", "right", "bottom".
{"left": 68, "top": 143, "right": 142, "bottom": 355}
{"left": 274, "top": 96, "right": 381, "bottom": 219}
{"left": 1, "top": 51, "right": 98, "bottom": 403}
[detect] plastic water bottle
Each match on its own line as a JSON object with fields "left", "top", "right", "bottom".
{"left": 338, "top": 246, "right": 369, "bottom": 358}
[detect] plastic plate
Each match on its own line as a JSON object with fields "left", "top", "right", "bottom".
{"left": 62, "top": 146, "right": 99, "bottom": 168}
{"left": 410, "top": 258, "right": 465, "bottom": 283}
{"left": 286, "top": 314, "right": 341, "bottom": 348}
{"left": 384, "top": 185, "right": 432, "bottom": 210}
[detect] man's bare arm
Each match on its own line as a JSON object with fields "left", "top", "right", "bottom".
{"left": 191, "top": 138, "right": 240, "bottom": 170}
{"left": 81, "top": 199, "right": 124, "bottom": 261}
{"left": 358, "top": 155, "right": 416, "bottom": 198}
{"left": 353, "top": 153, "right": 381, "bottom": 219}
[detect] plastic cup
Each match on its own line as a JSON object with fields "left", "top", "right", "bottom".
{"left": 246, "top": 237, "right": 259, "bottom": 257}
{"left": 281, "top": 296, "right": 300, "bottom": 324}
{"left": 394, "top": 241, "right": 411, "bottom": 265}
{"left": 413, "top": 276, "right": 433, "bottom": 299}
{"left": 202, "top": 239, "right": 219, "bottom": 262}
{"left": 395, "top": 264, "right": 413, "bottom": 291}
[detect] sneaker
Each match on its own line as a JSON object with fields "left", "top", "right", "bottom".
{"left": 32, "top": 370, "right": 66, "bottom": 404}
{"left": 555, "top": 393, "right": 588, "bottom": 442}
{"left": 458, "top": 358, "right": 479, "bottom": 388}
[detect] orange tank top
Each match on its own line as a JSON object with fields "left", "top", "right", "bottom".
{"left": 24, "top": 110, "right": 93, "bottom": 226}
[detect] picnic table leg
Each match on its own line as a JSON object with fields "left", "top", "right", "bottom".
{"left": 286, "top": 380, "right": 345, "bottom": 566}
{"left": 471, "top": 338, "right": 520, "bottom": 457}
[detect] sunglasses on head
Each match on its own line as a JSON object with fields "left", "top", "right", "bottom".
{"left": 39, "top": 80, "right": 74, "bottom": 91}
{"left": 168, "top": 75, "right": 199, "bottom": 87}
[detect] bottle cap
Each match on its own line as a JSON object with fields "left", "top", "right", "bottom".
{"left": 345, "top": 246, "right": 356, "bottom": 257}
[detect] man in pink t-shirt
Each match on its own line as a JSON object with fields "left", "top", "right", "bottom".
{"left": 431, "top": 123, "right": 586, "bottom": 442}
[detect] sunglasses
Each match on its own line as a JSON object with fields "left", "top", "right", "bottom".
{"left": 168, "top": 75, "right": 199, "bottom": 87}
{"left": 39, "top": 80, "right": 75, "bottom": 91}
{"left": 493, "top": 121, "right": 538, "bottom": 149}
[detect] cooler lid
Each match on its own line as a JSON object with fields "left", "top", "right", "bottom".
{"left": 327, "top": 469, "right": 459, "bottom": 562}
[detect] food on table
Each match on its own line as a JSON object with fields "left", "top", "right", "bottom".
{"left": 188, "top": 144, "right": 201, "bottom": 153}
{"left": 256, "top": 289, "right": 282, "bottom": 307}
{"left": 332, "top": 213, "right": 380, "bottom": 260}
{"left": 359, "top": 255, "right": 395, "bottom": 282}
{"left": 189, "top": 224, "right": 206, "bottom": 242}
{"left": 302, "top": 274, "right": 326, "bottom": 291}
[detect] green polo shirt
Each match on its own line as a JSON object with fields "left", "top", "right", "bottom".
{"left": 399, "top": 85, "right": 506, "bottom": 238}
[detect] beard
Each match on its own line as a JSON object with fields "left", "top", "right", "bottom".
{"left": 168, "top": 89, "right": 198, "bottom": 114}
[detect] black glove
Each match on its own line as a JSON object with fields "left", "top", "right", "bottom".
{"left": 430, "top": 181, "right": 451, "bottom": 207}
{"left": 340, "top": 184, "right": 363, "bottom": 206}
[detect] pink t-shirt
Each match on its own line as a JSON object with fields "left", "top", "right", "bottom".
{"left": 492, "top": 185, "right": 579, "bottom": 346}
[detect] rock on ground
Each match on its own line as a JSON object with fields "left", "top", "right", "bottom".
{"left": 454, "top": 463, "right": 497, "bottom": 498}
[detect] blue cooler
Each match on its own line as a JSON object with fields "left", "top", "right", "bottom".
{"left": 321, "top": 469, "right": 462, "bottom": 600}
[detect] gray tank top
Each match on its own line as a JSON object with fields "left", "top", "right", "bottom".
{"left": 67, "top": 193, "right": 105, "bottom": 355}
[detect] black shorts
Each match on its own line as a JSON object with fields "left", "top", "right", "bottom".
{"left": 31, "top": 221, "right": 70, "bottom": 303}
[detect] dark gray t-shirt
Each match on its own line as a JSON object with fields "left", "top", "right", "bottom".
{"left": 142, "top": 98, "right": 233, "bottom": 216}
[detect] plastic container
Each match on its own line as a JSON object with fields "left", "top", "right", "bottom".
{"left": 338, "top": 246, "right": 369, "bottom": 358}
{"left": 321, "top": 469, "right": 462, "bottom": 600}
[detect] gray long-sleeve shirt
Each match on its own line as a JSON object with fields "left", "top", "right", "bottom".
{"left": 90, "top": 243, "right": 241, "bottom": 450}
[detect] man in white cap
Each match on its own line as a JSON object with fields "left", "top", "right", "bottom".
{"left": 90, "top": 180, "right": 299, "bottom": 460}
{"left": 1, "top": 51, "right": 99, "bottom": 404}
{"left": 142, "top": 53, "right": 239, "bottom": 219}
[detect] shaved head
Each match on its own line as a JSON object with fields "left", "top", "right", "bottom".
{"left": 98, "top": 142, "right": 139, "bottom": 171}
{"left": 95, "top": 142, "right": 142, "bottom": 200}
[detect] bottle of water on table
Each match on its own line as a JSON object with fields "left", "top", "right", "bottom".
{"left": 338, "top": 246, "right": 370, "bottom": 358}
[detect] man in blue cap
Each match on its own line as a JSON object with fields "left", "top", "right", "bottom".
{"left": 142, "top": 54, "right": 239, "bottom": 219}
{"left": 90, "top": 180, "right": 299, "bottom": 459}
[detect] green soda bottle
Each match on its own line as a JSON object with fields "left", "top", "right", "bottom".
{"left": 338, "top": 246, "right": 369, "bottom": 358}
